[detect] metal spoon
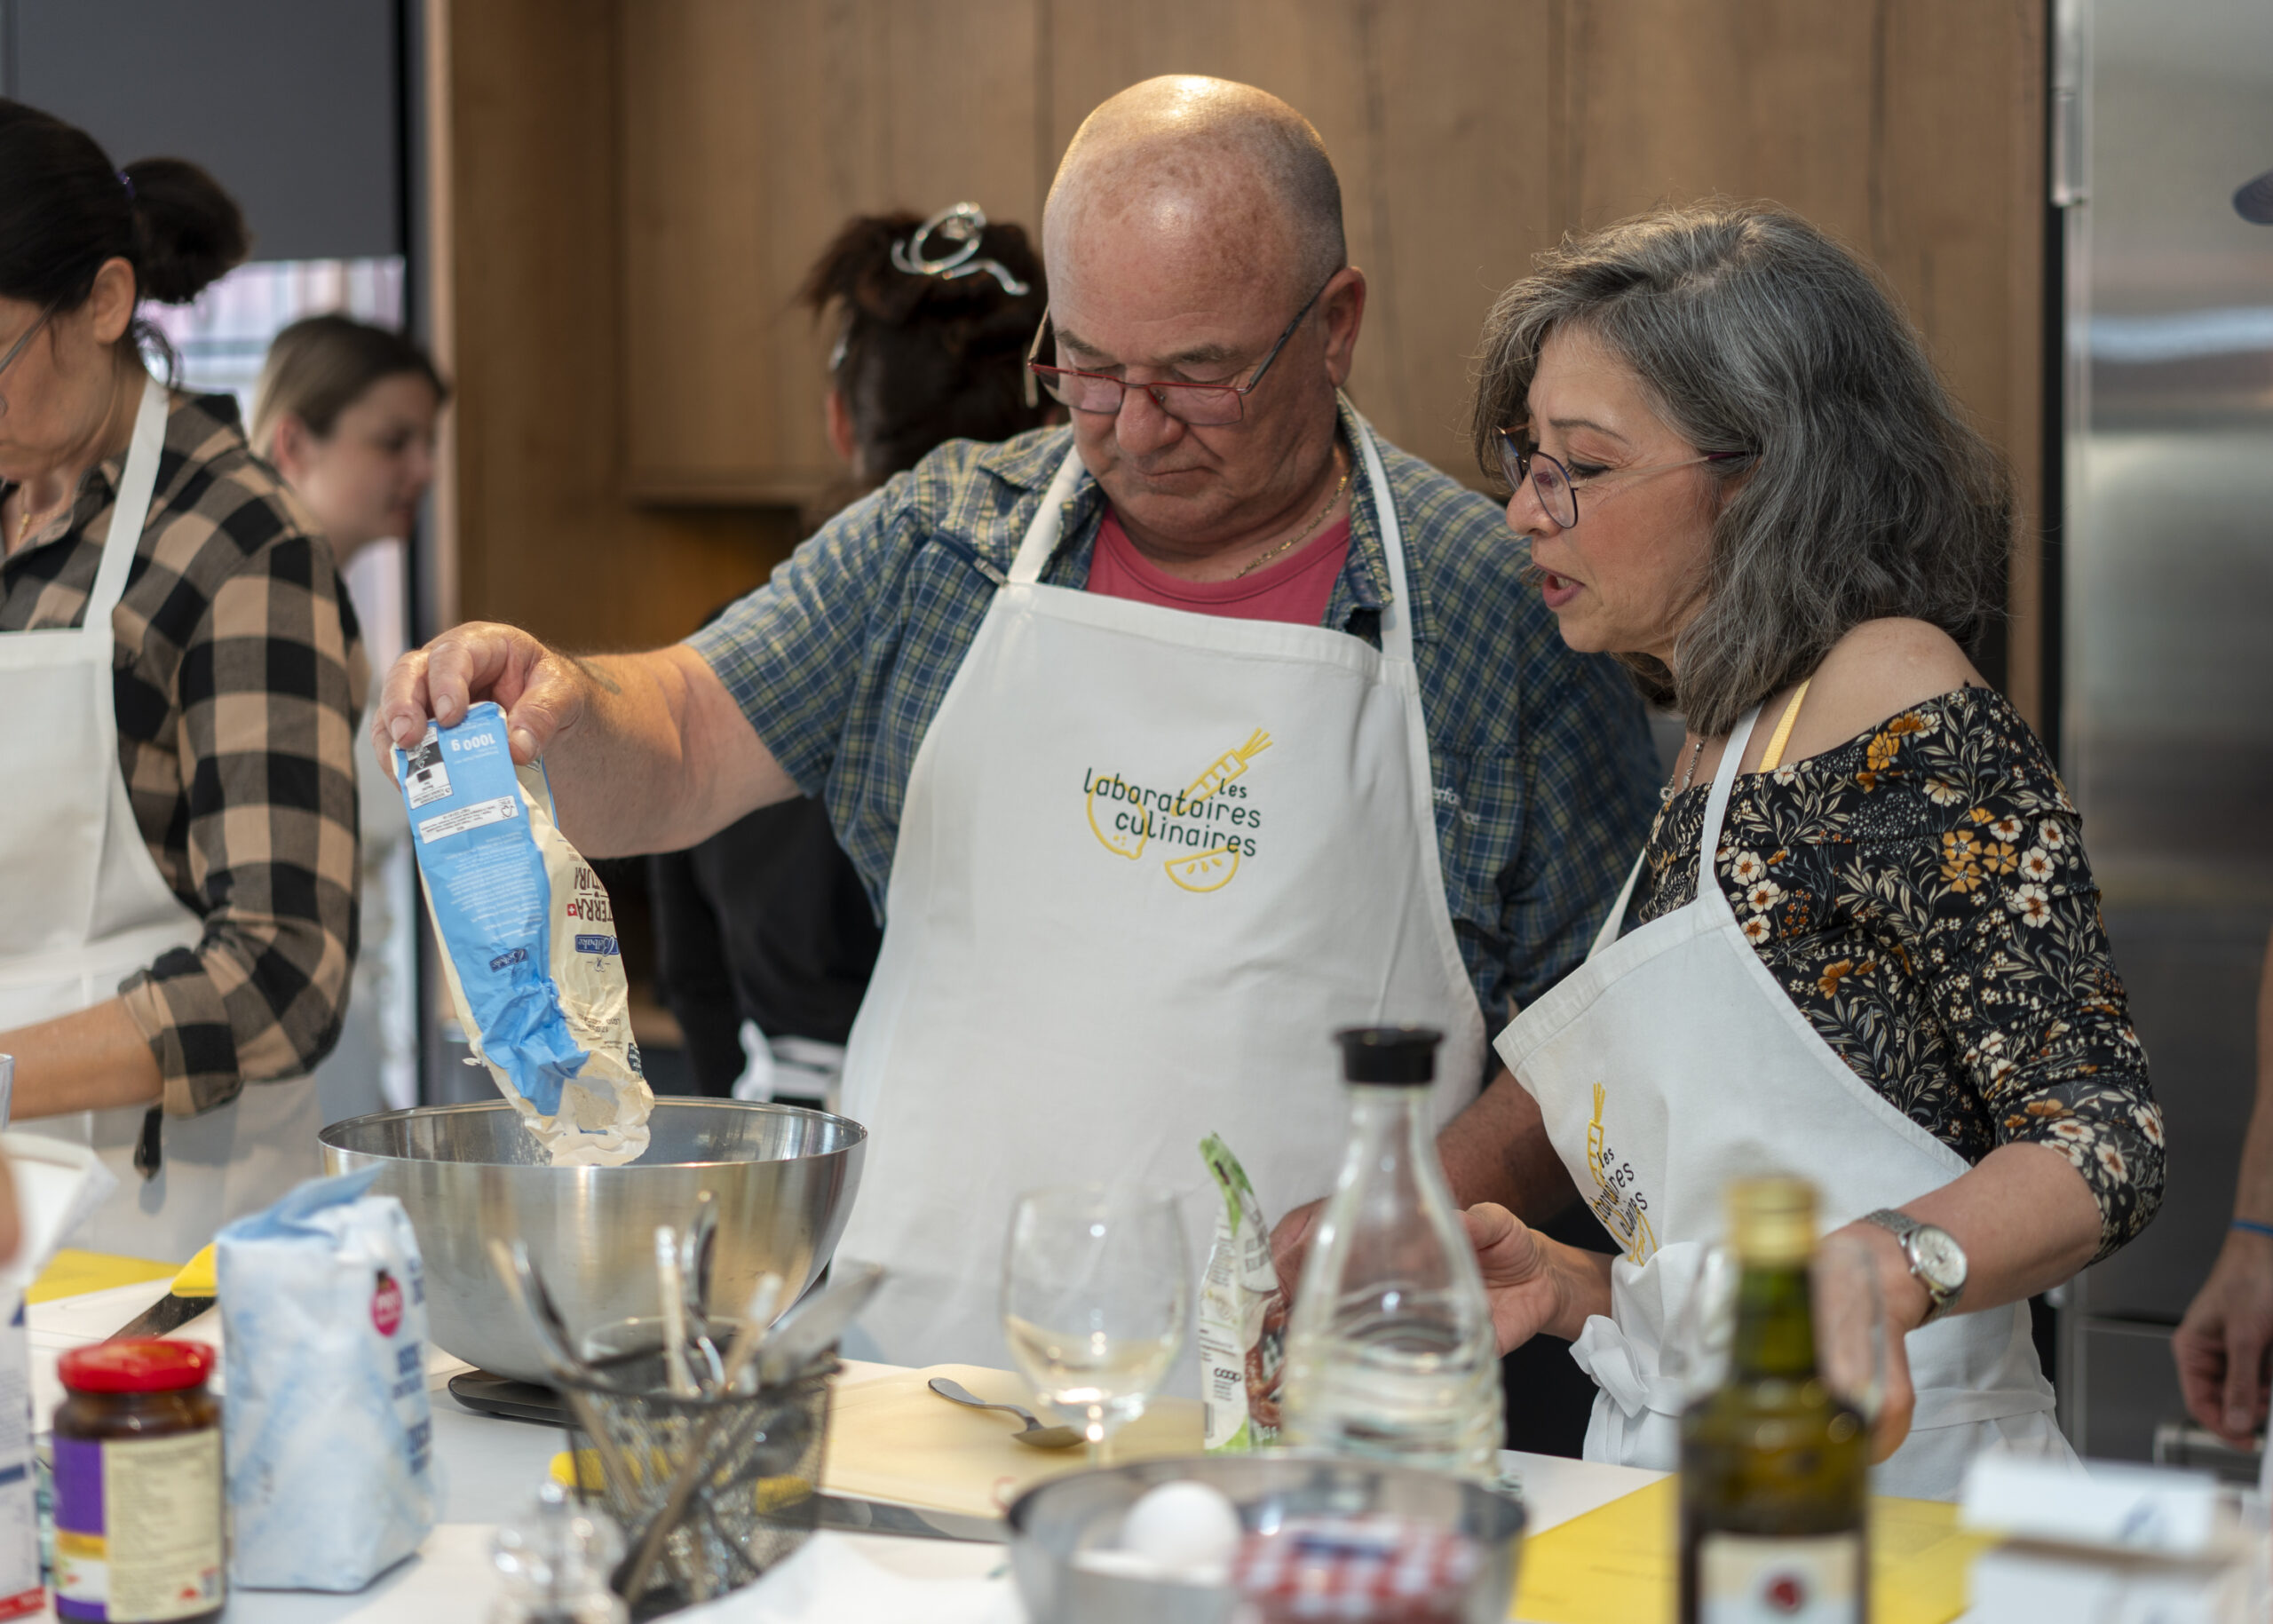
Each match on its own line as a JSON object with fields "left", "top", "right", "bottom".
{"left": 926, "top": 1375, "right": 1082, "bottom": 1448}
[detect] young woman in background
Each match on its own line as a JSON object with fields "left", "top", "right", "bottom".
{"left": 253, "top": 315, "right": 447, "bottom": 1124}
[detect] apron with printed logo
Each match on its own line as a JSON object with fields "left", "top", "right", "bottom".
{"left": 0, "top": 377, "right": 321, "bottom": 1263}
{"left": 834, "top": 416, "right": 1490, "bottom": 1372}
{"left": 1494, "top": 704, "right": 2073, "bottom": 1501}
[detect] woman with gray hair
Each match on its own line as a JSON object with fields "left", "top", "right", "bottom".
{"left": 1458, "top": 203, "right": 2161, "bottom": 1498}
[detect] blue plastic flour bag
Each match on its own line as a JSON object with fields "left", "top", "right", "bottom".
{"left": 218, "top": 1167, "right": 436, "bottom": 1590}
{"left": 396, "top": 701, "right": 652, "bottom": 1164}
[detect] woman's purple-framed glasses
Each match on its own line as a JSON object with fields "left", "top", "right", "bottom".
{"left": 1024, "top": 274, "right": 1334, "bottom": 425}
{"left": 1497, "top": 428, "right": 1749, "bottom": 529}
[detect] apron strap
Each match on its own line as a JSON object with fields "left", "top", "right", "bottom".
{"left": 1344, "top": 402, "right": 1414, "bottom": 666}
{"left": 80, "top": 376, "right": 170, "bottom": 636}
{"left": 1008, "top": 441, "right": 1089, "bottom": 584}
{"left": 1692, "top": 704, "right": 1763, "bottom": 902}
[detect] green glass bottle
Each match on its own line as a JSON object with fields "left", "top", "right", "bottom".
{"left": 1678, "top": 1176, "right": 1869, "bottom": 1623}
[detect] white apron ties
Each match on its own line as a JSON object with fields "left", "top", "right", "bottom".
{"left": 0, "top": 377, "right": 320, "bottom": 1263}
{"left": 835, "top": 414, "right": 1489, "bottom": 1374}
{"left": 1495, "top": 704, "right": 2071, "bottom": 1500}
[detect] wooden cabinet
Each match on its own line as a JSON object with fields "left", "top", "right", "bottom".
{"left": 620, "top": 0, "right": 1048, "bottom": 504}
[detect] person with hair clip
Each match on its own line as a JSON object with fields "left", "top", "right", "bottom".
{"left": 648, "top": 204, "right": 1052, "bottom": 1105}
{"left": 0, "top": 101, "right": 363, "bottom": 1260}
{"left": 251, "top": 315, "right": 448, "bottom": 1123}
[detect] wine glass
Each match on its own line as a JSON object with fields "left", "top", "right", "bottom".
{"left": 1002, "top": 1184, "right": 1191, "bottom": 1467}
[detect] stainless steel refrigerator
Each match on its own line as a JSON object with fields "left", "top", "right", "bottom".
{"left": 2053, "top": 0, "right": 2273, "bottom": 1470}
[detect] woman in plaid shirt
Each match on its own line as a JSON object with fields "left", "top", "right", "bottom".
{"left": 0, "top": 101, "right": 361, "bottom": 1260}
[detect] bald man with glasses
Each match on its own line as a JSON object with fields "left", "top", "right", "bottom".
{"left": 377, "top": 76, "right": 1659, "bottom": 1383}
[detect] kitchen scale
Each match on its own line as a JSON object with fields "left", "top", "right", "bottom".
{"left": 447, "top": 1369, "right": 571, "bottom": 1424}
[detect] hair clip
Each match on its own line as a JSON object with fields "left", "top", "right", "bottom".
{"left": 118, "top": 170, "right": 135, "bottom": 198}
{"left": 891, "top": 202, "right": 1032, "bottom": 297}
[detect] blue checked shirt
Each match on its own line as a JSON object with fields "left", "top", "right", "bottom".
{"left": 692, "top": 403, "right": 1662, "bottom": 1024}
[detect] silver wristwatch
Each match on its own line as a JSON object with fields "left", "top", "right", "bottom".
{"left": 1861, "top": 1208, "right": 1968, "bottom": 1325}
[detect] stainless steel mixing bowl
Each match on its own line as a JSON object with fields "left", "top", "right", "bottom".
{"left": 320, "top": 1098, "right": 866, "bottom": 1384}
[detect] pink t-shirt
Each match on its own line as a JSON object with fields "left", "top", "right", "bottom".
{"left": 1086, "top": 507, "right": 1350, "bottom": 625}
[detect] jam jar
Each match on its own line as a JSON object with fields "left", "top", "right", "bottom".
{"left": 52, "top": 1339, "right": 223, "bottom": 1623}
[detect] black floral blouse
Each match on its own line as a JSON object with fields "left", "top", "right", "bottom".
{"left": 1633, "top": 685, "right": 2162, "bottom": 1258}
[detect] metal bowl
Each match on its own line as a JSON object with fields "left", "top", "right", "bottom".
{"left": 1007, "top": 1454, "right": 1526, "bottom": 1624}
{"left": 319, "top": 1098, "right": 866, "bottom": 1384}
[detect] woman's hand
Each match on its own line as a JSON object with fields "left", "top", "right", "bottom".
{"left": 1830, "top": 1218, "right": 1929, "bottom": 1462}
{"left": 1463, "top": 1202, "right": 1612, "bottom": 1354}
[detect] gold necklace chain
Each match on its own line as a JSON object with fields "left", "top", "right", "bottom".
{"left": 11, "top": 487, "right": 71, "bottom": 545}
{"left": 1232, "top": 454, "right": 1350, "bottom": 580}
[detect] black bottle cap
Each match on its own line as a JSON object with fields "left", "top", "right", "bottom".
{"left": 1334, "top": 1026, "right": 1442, "bottom": 1084}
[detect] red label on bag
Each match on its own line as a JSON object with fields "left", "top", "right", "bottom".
{"left": 372, "top": 1271, "right": 403, "bottom": 1337}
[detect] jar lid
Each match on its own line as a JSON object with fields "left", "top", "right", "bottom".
{"left": 59, "top": 1338, "right": 215, "bottom": 1393}
{"left": 1334, "top": 1025, "right": 1442, "bottom": 1084}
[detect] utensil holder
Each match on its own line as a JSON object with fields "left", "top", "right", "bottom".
{"left": 554, "top": 1343, "right": 832, "bottom": 1620}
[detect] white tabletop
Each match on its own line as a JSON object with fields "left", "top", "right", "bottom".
{"left": 26, "top": 1280, "right": 1660, "bottom": 1622}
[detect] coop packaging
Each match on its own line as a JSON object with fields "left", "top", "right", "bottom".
{"left": 218, "top": 1168, "right": 436, "bottom": 1590}
{"left": 1199, "top": 1133, "right": 1287, "bottom": 1452}
{"left": 395, "top": 702, "right": 652, "bottom": 1166}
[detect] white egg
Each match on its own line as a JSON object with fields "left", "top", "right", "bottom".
{"left": 1119, "top": 1480, "right": 1245, "bottom": 1576}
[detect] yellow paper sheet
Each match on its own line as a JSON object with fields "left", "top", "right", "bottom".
{"left": 1510, "top": 1477, "right": 1999, "bottom": 1624}
{"left": 28, "top": 1248, "right": 177, "bottom": 1305}
{"left": 822, "top": 1362, "right": 1203, "bottom": 1518}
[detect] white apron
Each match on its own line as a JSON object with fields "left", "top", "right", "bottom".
{"left": 0, "top": 377, "right": 320, "bottom": 1264}
{"left": 836, "top": 418, "right": 1490, "bottom": 1371}
{"left": 1493, "top": 703, "right": 2072, "bottom": 1501}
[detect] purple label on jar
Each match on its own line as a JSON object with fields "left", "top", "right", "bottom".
{"left": 53, "top": 1435, "right": 106, "bottom": 1620}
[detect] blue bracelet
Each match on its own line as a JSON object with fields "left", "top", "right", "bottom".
{"left": 2232, "top": 1219, "right": 2273, "bottom": 1240}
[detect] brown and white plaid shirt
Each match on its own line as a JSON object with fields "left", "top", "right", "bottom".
{"left": 2, "top": 391, "right": 362, "bottom": 1114}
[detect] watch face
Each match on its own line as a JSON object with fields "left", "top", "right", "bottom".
{"left": 1913, "top": 1227, "right": 1968, "bottom": 1292}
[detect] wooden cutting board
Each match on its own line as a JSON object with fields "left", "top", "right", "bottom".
{"left": 822, "top": 1361, "right": 1203, "bottom": 1517}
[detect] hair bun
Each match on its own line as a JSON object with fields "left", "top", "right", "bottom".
{"left": 123, "top": 157, "right": 249, "bottom": 304}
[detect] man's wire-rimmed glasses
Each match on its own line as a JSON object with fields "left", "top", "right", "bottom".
{"left": 1024, "top": 273, "right": 1335, "bottom": 425}
{"left": 1496, "top": 428, "right": 1749, "bottom": 529}
{"left": 0, "top": 301, "right": 59, "bottom": 420}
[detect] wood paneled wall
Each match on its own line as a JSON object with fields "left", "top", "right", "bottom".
{"left": 432, "top": 0, "right": 2049, "bottom": 717}
{"left": 427, "top": 0, "right": 801, "bottom": 655}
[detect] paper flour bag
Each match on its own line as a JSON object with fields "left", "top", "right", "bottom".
{"left": 219, "top": 1168, "right": 436, "bottom": 1590}
{"left": 396, "top": 701, "right": 652, "bottom": 1165}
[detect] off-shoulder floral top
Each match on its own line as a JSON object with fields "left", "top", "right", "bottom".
{"left": 1633, "top": 685, "right": 2162, "bottom": 1258}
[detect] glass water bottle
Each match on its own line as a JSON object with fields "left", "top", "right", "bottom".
{"left": 1279, "top": 1026, "right": 1504, "bottom": 1477}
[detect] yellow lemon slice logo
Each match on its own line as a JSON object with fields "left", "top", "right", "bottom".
{"left": 1088, "top": 787, "right": 1146, "bottom": 860}
{"left": 1164, "top": 844, "right": 1240, "bottom": 892}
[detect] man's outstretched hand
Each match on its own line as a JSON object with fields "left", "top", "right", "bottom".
{"left": 373, "top": 621, "right": 588, "bottom": 776}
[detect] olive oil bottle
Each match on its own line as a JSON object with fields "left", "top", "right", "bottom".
{"left": 1678, "top": 1176, "right": 1869, "bottom": 1623}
